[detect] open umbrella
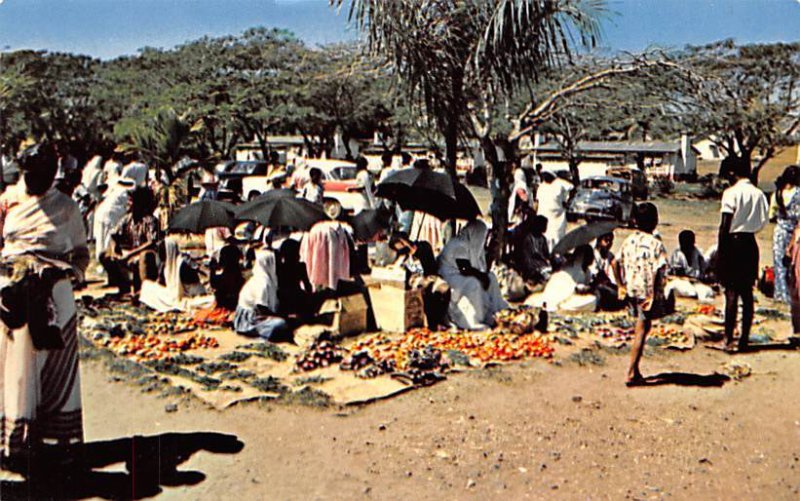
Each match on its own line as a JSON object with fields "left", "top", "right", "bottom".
{"left": 169, "top": 200, "right": 236, "bottom": 233}
{"left": 552, "top": 221, "right": 619, "bottom": 255}
{"left": 377, "top": 168, "right": 456, "bottom": 201}
{"left": 377, "top": 171, "right": 480, "bottom": 221}
{"left": 350, "top": 208, "right": 392, "bottom": 242}
{"left": 235, "top": 195, "right": 328, "bottom": 231}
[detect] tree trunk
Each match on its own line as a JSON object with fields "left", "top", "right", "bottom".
{"left": 482, "top": 137, "right": 509, "bottom": 267}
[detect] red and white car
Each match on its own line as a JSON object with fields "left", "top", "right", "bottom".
{"left": 242, "top": 158, "right": 363, "bottom": 219}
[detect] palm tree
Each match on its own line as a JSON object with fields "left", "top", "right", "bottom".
{"left": 333, "top": 0, "right": 605, "bottom": 257}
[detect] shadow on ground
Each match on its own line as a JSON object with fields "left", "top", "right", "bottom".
{"left": 0, "top": 432, "right": 244, "bottom": 500}
{"left": 639, "top": 372, "right": 731, "bottom": 387}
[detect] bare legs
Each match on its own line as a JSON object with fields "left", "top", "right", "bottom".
{"left": 724, "top": 287, "right": 754, "bottom": 350}
{"left": 626, "top": 317, "right": 651, "bottom": 384}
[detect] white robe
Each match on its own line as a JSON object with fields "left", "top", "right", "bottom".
{"left": 437, "top": 220, "right": 508, "bottom": 330}
{"left": 92, "top": 184, "right": 130, "bottom": 260}
{"left": 536, "top": 178, "right": 572, "bottom": 251}
{"left": 139, "top": 237, "right": 211, "bottom": 312}
{"left": 508, "top": 169, "right": 530, "bottom": 223}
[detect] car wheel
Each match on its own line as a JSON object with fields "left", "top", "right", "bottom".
{"left": 324, "top": 199, "right": 343, "bottom": 219}
{"left": 247, "top": 190, "right": 261, "bottom": 201}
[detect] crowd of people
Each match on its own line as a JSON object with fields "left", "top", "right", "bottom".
{"left": 0, "top": 139, "right": 799, "bottom": 474}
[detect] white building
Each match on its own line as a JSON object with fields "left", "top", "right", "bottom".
{"left": 528, "top": 135, "right": 698, "bottom": 180}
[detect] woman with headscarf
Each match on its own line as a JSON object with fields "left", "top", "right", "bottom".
{"left": 92, "top": 174, "right": 135, "bottom": 262}
{"left": 139, "top": 236, "right": 210, "bottom": 312}
{"left": 234, "top": 249, "right": 290, "bottom": 340}
{"left": 437, "top": 220, "right": 508, "bottom": 330}
{"left": 508, "top": 167, "right": 532, "bottom": 226}
{"left": 209, "top": 244, "right": 245, "bottom": 311}
{"left": 770, "top": 165, "right": 800, "bottom": 302}
{"left": 0, "top": 143, "right": 89, "bottom": 472}
{"left": 527, "top": 245, "right": 597, "bottom": 312}
{"left": 277, "top": 239, "right": 317, "bottom": 319}
{"left": 535, "top": 171, "right": 573, "bottom": 251}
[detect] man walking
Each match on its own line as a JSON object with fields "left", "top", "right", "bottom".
{"left": 717, "top": 157, "right": 768, "bottom": 352}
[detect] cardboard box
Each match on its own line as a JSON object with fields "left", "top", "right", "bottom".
{"left": 368, "top": 283, "right": 425, "bottom": 333}
{"left": 319, "top": 294, "right": 369, "bottom": 337}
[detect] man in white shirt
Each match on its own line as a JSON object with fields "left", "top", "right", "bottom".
{"left": 717, "top": 156, "right": 768, "bottom": 351}
{"left": 535, "top": 171, "right": 573, "bottom": 251}
{"left": 352, "top": 156, "right": 375, "bottom": 213}
{"left": 300, "top": 168, "right": 324, "bottom": 207}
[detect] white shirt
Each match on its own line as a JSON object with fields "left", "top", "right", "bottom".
{"left": 355, "top": 169, "right": 375, "bottom": 211}
{"left": 301, "top": 183, "right": 324, "bottom": 206}
{"left": 720, "top": 178, "right": 769, "bottom": 234}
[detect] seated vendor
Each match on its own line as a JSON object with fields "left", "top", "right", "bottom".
{"left": 209, "top": 243, "right": 245, "bottom": 311}
{"left": 234, "top": 249, "right": 290, "bottom": 341}
{"left": 510, "top": 214, "right": 551, "bottom": 284}
{"left": 437, "top": 220, "right": 508, "bottom": 330}
{"left": 590, "top": 232, "right": 626, "bottom": 311}
{"left": 528, "top": 245, "right": 596, "bottom": 312}
{"left": 669, "top": 230, "right": 707, "bottom": 281}
{"left": 99, "top": 187, "right": 161, "bottom": 294}
{"left": 390, "top": 232, "right": 451, "bottom": 330}
{"left": 139, "top": 236, "right": 211, "bottom": 312}
{"left": 665, "top": 230, "right": 715, "bottom": 302}
{"left": 277, "top": 239, "right": 320, "bottom": 319}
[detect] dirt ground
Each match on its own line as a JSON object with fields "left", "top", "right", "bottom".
{"left": 3, "top": 196, "right": 798, "bottom": 500}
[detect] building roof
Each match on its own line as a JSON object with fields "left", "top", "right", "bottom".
{"left": 530, "top": 141, "right": 683, "bottom": 154}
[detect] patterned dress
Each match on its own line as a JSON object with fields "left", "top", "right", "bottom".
{"left": 773, "top": 190, "right": 800, "bottom": 303}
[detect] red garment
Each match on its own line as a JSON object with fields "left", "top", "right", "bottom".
{"left": 300, "top": 221, "right": 352, "bottom": 290}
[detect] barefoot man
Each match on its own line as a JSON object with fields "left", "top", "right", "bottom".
{"left": 717, "top": 157, "right": 768, "bottom": 352}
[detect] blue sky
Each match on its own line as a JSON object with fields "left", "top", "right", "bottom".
{"left": 0, "top": 0, "right": 798, "bottom": 59}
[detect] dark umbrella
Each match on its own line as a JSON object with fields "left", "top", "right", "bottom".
{"left": 169, "top": 200, "right": 236, "bottom": 233}
{"left": 377, "top": 171, "right": 480, "bottom": 221}
{"left": 235, "top": 195, "right": 328, "bottom": 231}
{"left": 552, "top": 221, "right": 619, "bottom": 255}
{"left": 351, "top": 208, "right": 392, "bottom": 242}
{"left": 377, "top": 168, "right": 457, "bottom": 201}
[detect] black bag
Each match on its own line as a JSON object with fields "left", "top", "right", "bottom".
{"left": 0, "top": 271, "right": 64, "bottom": 350}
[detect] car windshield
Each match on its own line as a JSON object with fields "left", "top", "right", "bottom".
{"left": 584, "top": 179, "right": 624, "bottom": 192}
{"left": 231, "top": 162, "right": 266, "bottom": 175}
{"left": 329, "top": 166, "right": 357, "bottom": 181}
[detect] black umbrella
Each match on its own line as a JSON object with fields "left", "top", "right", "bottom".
{"left": 351, "top": 208, "right": 392, "bottom": 242}
{"left": 377, "top": 168, "right": 457, "bottom": 201}
{"left": 235, "top": 195, "right": 328, "bottom": 231}
{"left": 377, "top": 171, "right": 480, "bottom": 221}
{"left": 552, "top": 221, "right": 619, "bottom": 255}
{"left": 246, "top": 188, "right": 296, "bottom": 202}
{"left": 169, "top": 200, "right": 236, "bottom": 233}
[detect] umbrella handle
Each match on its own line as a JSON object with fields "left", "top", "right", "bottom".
{"left": 413, "top": 212, "right": 426, "bottom": 241}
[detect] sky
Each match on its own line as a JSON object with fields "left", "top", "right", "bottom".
{"left": 0, "top": 0, "right": 798, "bottom": 59}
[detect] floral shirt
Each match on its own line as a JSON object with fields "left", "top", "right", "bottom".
{"left": 618, "top": 231, "right": 668, "bottom": 300}
{"left": 112, "top": 213, "right": 162, "bottom": 250}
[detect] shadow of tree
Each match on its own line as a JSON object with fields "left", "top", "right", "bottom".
{"left": 1, "top": 432, "right": 244, "bottom": 500}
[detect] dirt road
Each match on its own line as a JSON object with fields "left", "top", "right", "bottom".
{"left": 32, "top": 342, "right": 797, "bottom": 500}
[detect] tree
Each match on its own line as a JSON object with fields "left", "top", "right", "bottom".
{"left": 672, "top": 40, "right": 800, "bottom": 182}
{"left": 335, "top": 0, "right": 604, "bottom": 260}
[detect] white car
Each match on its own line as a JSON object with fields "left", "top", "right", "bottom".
{"left": 242, "top": 158, "right": 364, "bottom": 219}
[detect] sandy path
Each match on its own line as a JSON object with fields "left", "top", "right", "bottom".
{"left": 73, "top": 342, "right": 800, "bottom": 500}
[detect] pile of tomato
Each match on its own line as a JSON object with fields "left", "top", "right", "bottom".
{"left": 350, "top": 328, "right": 553, "bottom": 370}
{"left": 105, "top": 333, "right": 220, "bottom": 362}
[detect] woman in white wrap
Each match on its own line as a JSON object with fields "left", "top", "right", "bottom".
{"left": 508, "top": 168, "right": 531, "bottom": 225}
{"left": 535, "top": 171, "right": 572, "bottom": 251}
{"left": 438, "top": 220, "right": 508, "bottom": 330}
{"left": 139, "top": 237, "right": 210, "bottom": 312}
{"left": 234, "top": 249, "right": 290, "bottom": 340}
{"left": 0, "top": 143, "right": 89, "bottom": 471}
{"left": 92, "top": 176, "right": 135, "bottom": 261}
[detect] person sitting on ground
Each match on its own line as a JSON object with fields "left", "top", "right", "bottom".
{"left": 590, "top": 232, "right": 626, "bottom": 312}
{"left": 300, "top": 168, "right": 324, "bottom": 207}
{"left": 510, "top": 214, "right": 551, "bottom": 285}
{"left": 669, "top": 230, "right": 708, "bottom": 281}
{"left": 139, "top": 236, "right": 211, "bottom": 312}
{"left": 390, "top": 232, "right": 451, "bottom": 330}
{"left": 616, "top": 202, "right": 669, "bottom": 386}
{"left": 209, "top": 243, "right": 245, "bottom": 311}
{"left": 234, "top": 249, "right": 290, "bottom": 341}
{"left": 437, "top": 220, "right": 508, "bottom": 330}
{"left": 99, "top": 186, "right": 161, "bottom": 294}
{"left": 528, "top": 244, "right": 596, "bottom": 312}
{"left": 276, "top": 239, "right": 318, "bottom": 319}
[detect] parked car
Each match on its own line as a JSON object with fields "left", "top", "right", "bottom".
{"left": 214, "top": 160, "right": 268, "bottom": 195}
{"left": 568, "top": 176, "right": 634, "bottom": 223}
{"left": 606, "top": 166, "right": 648, "bottom": 200}
{"left": 242, "top": 158, "right": 362, "bottom": 219}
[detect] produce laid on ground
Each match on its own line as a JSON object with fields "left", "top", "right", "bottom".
{"left": 104, "top": 333, "right": 220, "bottom": 361}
